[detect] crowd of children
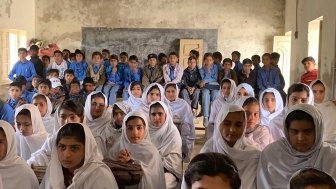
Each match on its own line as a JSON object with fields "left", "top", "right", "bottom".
{"left": 1, "top": 44, "right": 335, "bottom": 189}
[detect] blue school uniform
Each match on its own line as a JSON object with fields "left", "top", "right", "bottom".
{"left": 0, "top": 101, "right": 15, "bottom": 126}
{"left": 233, "top": 60, "right": 243, "bottom": 73}
{"left": 103, "top": 70, "right": 122, "bottom": 105}
{"left": 22, "top": 90, "right": 35, "bottom": 104}
{"left": 199, "top": 64, "right": 218, "bottom": 83}
{"left": 69, "top": 61, "right": 88, "bottom": 81}
{"left": 257, "top": 66, "right": 281, "bottom": 92}
{"left": 7, "top": 98, "right": 20, "bottom": 111}
{"left": 8, "top": 59, "right": 37, "bottom": 82}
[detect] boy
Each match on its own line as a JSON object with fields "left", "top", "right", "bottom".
{"left": 0, "top": 98, "right": 15, "bottom": 126}
{"left": 86, "top": 51, "right": 106, "bottom": 89}
{"left": 300, "top": 56, "right": 318, "bottom": 85}
{"left": 213, "top": 51, "right": 223, "bottom": 73}
{"left": 8, "top": 47, "right": 37, "bottom": 88}
{"left": 69, "top": 53, "right": 76, "bottom": 63}
{"left": 218, "top": 58, "right": 238, "bottom": 84}
{"left": 68, "top": 80, "right": 85, "bottom": 106}
{"left": 14, "top": 76, "right": 34, "bottom": 103}
{"left": 271, "top": 52, "right": 287, "bottom": 102}
{"left": 69, "top": 49, "right": 88, "bottom": 83}
{"left": 158, "top": 53, "right": 168, "bottom": 67}
{"left": 123, "top": 55, "right": 142, "bottom": 100}
{"left": 290, "top": 168, "right": 336, "bottom": 189}
{"left": 237, "top": 58, "right": 257, "bottom": 89}
{"left": 232, "top": 51, "right": 243, "bottom": 73}
{"left": 6, "top": 82, "right": 25, "bottom": 111}
{"left": 103, "top": 55, "right": 122, "bottom": 105}
{"left": 62, "top": 49, "right": 71, "bottom": 65}
{"left": 29, "top": 75, "right": 42, "bottom": 93}
{"left": 37, "top": 79, "right": 52, "bottom": 96}
{"left": 163, "top": 52, "right": 183, "bottom": 84}
{"left": 257, "top": 53, "right": 281, "bottom": 93}
{"left": 49, "top": 77, "right": 66, "bottom": 101}
{"left": 118, "top": 51, "right": 129, "bottom": 82}
{"left": 63, "top": 69, "right": 76, "bottom": 97}
{"left": 142, "top": 53, "right": 164, "bottom": 87}
{"left": 48, "top": 50, "right": 68, "bottom": 79}
{"left": 42, "top": 55, "right": 51, "bottom": 78}
{"left": 81, "top": 77, "right": 95, "bottom": 101}
{"left": 102, "top": 49, "right": 110, "bottom": 68}
{"left": 46, "top": 69, "right": 59, "bottom": 79}
{"left": 29, "top": 45, "right": 44, "bottom": 78}
{"left": 251, "top": 54, "right": 261, "bottom": 75}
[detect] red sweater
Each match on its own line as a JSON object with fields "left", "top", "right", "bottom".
{"left": 300, "top": 69, "right": 318, "bottom": 85}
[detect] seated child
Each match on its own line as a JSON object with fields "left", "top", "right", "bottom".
{"left": 68, "top": 80, "right": 85, "bottom": 106}
{"left": 0, "top": 99, "right": 15, "bottom": 126}
{"left": 213, "top": 51, "right": 223, "bottom": 72}
{"left": 118, "top": 51, "right": 129, "bottom": 80}
{"left": 300, "top": 56, "right": 318, "bottom": 85}
{"left": 42, "top": 55, "right": 51, "bottom": 78}
{"left": 48, "top": 50, "right": 68, "bottom": 79}
{"left": 234, "top": 83, "right": 255, "bottom": 101}
{"left": 0, "top": 120, "right": 39, "bottom": 189}
{"left": 81, "top": 77, "right": 96, "bottom": 101}
{"left": 69, "top": 49, "right": 88, "bottom": 83}
{"left": 138, "top": 83, "right": 166, "bottom": 116}
{"left": 142, "top": 53, "right": 164, "bottom": 87}
{"left": 158, "top": 53, "right": 168, "bottom": 67}
{"left": 86, "top": 51, "right": 106, "bottom": 89}
{"left": 40, "top": 123, "right": 118, "bottom": 188}
{"left": 257, "top": 53, "right": 281, "bottom": 93}
{"left": 7, "top": 82, "right": 25, "bottom": 112}
{"left": 32, "top": 94, "right": 54, "bottom": 134}
{"left": 37, "top": 79, "right": 52, "bottom": 96}
{"left": 163, "top": 52, "right": 183, "bottom": 84}
{"left": 69, "top": 53, "right": 76, "bottom": 63}
{"left": 237, "top": 58, "right": 257, "bottom": 90}
{"left": 232, "top": 51, "right": 243, "bottom": 73}
{"left": 289, "top": 168, "right": 336, "bottom": 189}
{"left": 29, "top": 75, "right": 42, "bottom": 92}
{"left": 103, "top": 55, "right": 122, "bottom": 105}
{"left": 123, "top": 55, "right": 142, "bottom": 100}
{"left": 123, "top": 81, "right": 143, "bottom": 110}
{"left": 101, "top": 49, "right": 110, "bottom": 68}
{"left": 63, "top": 69, "right": 76, "bottom": 96}
{"left": 14, "top": 75, "right": 34, "bottom": 103}
{"left": 49, "top": 77, "right": 66, "bottom": 113}
{"left": 46, "top": 68, "right": 60, "bottom": 79}
{"left": 259, "top": 88, "right": 283, "bottom": 126}
{"left": 218, "top": 58, "right": 238, "bottom": 84}
{"left": 62, "top": 49, "right": 71, "bottom": 65}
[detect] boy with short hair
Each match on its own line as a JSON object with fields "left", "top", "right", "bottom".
{"left": 86, "top": 51, "right": 106, "bottom": 89}
{"left": 69, "top": 53, "right": 76, "bottom": 63}
{"left": 48, "top": 50, "right": 68, "bottom": 79}
{"left": 213, "top": 51, "right": 223, "bottom": 72}
{"left": 251, "top": 54, "right": 261, "bottom": 73}
{"left": 118, "top": 51, "right": 129, "bottom": 82}
{"left": 232, "top": 51, "right": 243, "bottom": 73}
{"left": 123, "top": 55, "right": 142, "bottom": 100}
{"left": 290, "top": 168, "right": 336, "bottom": 189}
{"left": 29, "top": 75, "right": 42, "bottom": 93}
{"left": 69, "top": 49, "right": 88, "bottom": 83}
{"left": 81, "top": 77, "right": 95, "bottom": 101}
{"left": 62, "top": 49, "right": 71, "bottom": 65}
{"left": 142, "top": 53, "right": 164, "bottom": 87}
{"left": 42, "top": 55, "right": 51, "bottom": 78}
{"left": 37, "top": 79, "right": 52, "bottom": 96}
{"left": 103, "top": 55, "right": 122, "bottom": 105}
{"left": 68, "top": 80, "right": 85, "bottom": 106}
{"left": 218, "top": 58, "right": 238, "bottom": 84}
{"left": 300, "top": 56, "right": 318, "bottom": 85}
{"left": 6, "top": 82, "right": 25, "bottom": 111}
{"left": 29, "top": 45, "right": 44, "bottom": 78}
{"left": 237, "top": 58, "right": 257, "bottom": 89}
{"left": 49, "top": 77, "right": 66, "bottom": 101}
{"left": 158, "top": 53, "right": 168, "bottom": 67}
{"left": 8, "top": 48, "right": 37, "bottom": 87}
{"left": 63, "top": 69, "right": 76, "bottom": 98}
{"left": 102, "top": 49, "right": 110, "bottom": 68}
{"left": 257, "top": 53, "right": 281, "bottom": 93}
{"left": 46, "top": 69, "right": 59, "bottom": 79}
{"left": 163, "top": 52, "right": 183, "bottom": 84}
{"left": 14, "top": 76, "right": 34, "bottom": 103}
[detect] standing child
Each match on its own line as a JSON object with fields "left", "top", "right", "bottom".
{"left": 7, "top": 82, "right": 25, "bottom": 112}
{"left": 69, "top": 49, "right": 88, "bottom": 83}
{"left": 123, "top": 55, "right": 142, "bottom": 100}
{"left": 163, "top": 52, "right": 183, "bottom": 84}
{"left": 218, "top": 58, "right": 238, "bottom": 84}
{"left": 103, "top": 55, "right": 122, "bottom": 105}
{"left": 300, "top": 56, "right": 318, "bottom": 85}
{"left": 62, "top": 49, "right": 71, "bottom": 65}
{"left": 48, "top": 50, "right": 68, "bottom": 79}
{"left": 68, "top": 80, "right": 85, "bottom": 106}
{"left": 123, "top": 81, "right": 143, "bottom": 110}
{"left": 257, "top": 53, "right": 281, "bottom": 93}
{"left": 29, "top": 45, "right": 44, "bottom": 78}
{"left": 81, "top": 77, "right": 96, "bottom": 102}
{"left": 86, "top": 51, "right": 106, "bottom": 90}
{"left": 142, "top": 53, "right": 164, "bottom": 87}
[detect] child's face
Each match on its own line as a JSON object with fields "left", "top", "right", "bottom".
{"left": 49, "top": 87, "right": 59, "bottom": 96}
{"left": 262, "top": 56, "right": 271, "bottom": 66}
{"left": 0, "top": 131, "right": 7, "bottom": 161}
{"left": 38, "top": 84, "right": 50, "bottom": 96}
{"left": 54, "top": 53, "right": 63, "bottom": 63}
{"left": 236, "top": 87, "right": 248, "bottom": 100}
{"left": 252, "top": 57, "right": 260, "bottom": 65}
{"left": 70, "top": 84, "right": 80, "bottom": 95}
{"left": 221, "top": 82, "right": 231, "bottom": 98}
{"left": 131, "top": 85, "right": 142, "bottom": 98}
{"left": 57, "top": 137, "right": 85, "bottom": 173}
{"left": 126, "top": 117, "right": 145, "bottom": 144}
{"left": 232, "top": 54, "right": 239, "bottom": 62}
{"left": 47, "top": 72, "right": 59, "bottom": 79}
{"left": 223, "top": 62, "right": 232, "bottom": 71}
{"left": 168, "top": 55, "right": 178, "bottom": 65}
{"left": 243, "top": 63, "right": 252, "bottom": 72}
{"left": 188, "top": 59, "right": 197, "bottom": 70}
{"left": 312, "top": 83, "right": 325, "bottom": 104}
{"left": 262, "top": 92, "right": 276, "bottom": 113}
{"left": 150, "top": 106, "right": 166, "bottom": 127}
{"left": 18, "top": 51, "right": 27, "bottom": 60}
{"left": 102, "top": 52, "right": 109, "bottom": 60}
{"left": 9, "top": 86, "right": 22, "bottom": 100}
{"left": 160, "top": 57, "right": 168, "bottom": 65}
{"left": 32, "top": 78, "right": 40, "bottom": 88}
{"left": 204, "top": 56, "right": 214, "bottom": 66}
{"left": 303, "top": 61, "right": 315, "bottom": 72}
{"left": 191, "top": 175, "right": 232, "bottom": 189}
{"left": 243, "top": 103, "right": 260, "bottom": 129}
{"left": 42, "top": 58, "right": 50, "bottom": 67}
{"left": 146, "top": 88, "right": 161, "bottom": 104}
{"left": 16, "top": 114, "right": 33, "bottom": 136}
{"left": 288, "top": 91, "right": 308, "bottom": 108}
{"left": 110, "top": 59, "right": 118, "bottom": 67}
{"left": 128, "top": 60, "right": 137, "bottom": 69}
{"left": 33, "top": 98, "right": 48, "bottom": 117}
{"left": 148, "top": 58, "right": 157, "bottom": 67}
{"left": 91, "top": 97, "right": 105, "bottom": 119}
{"left": 120, "top": 55, "right": 128, "bottom": 63}
{"left": 92, "top": 55, "right": 102, "bottom": 65}
{"left": 165, "top": 86, "right": 177, "bottom": 102}
{"left": 288, "top": 119, "right": 315, "bottom": 153}
{"left": 62, "top": 51, "right": 69, "bottom": 60}
{"left": 30, "top": 49, "right": 38, "bottom": 57}
{"left": 65, "top": 74, "right": 75, "bottom": 84}
{"left": 58, "top": 109, "right": 82, "bottom": 126}
{"left": 75, "top": 54, "right": 83, "bottom": 62}
{"left": 220, "top": 111, "right": 245, "bottom": 147}
{"left": 84, "top": 83, "right": 95, "bottom": 93}
{"left": 113, "top": 107, "right": 126, "bottom": 126}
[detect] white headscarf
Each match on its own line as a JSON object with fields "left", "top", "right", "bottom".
{"left": 41, "top": 123, "right": 118, "bottom": 189}
{"left": 109, "top": 111, "right": 167, "bottom": 189}
{"left": 148, "top": 100, "right": 183, "bottom": 179}
{"left": 0, "top": 120, "right": 39, "bottom": 189}
{"left": 15, "top": 104, "right": 48, "bottom": 160}
{"left": 257, "top": 104, "right": 336, "bottom": 189}
{"left": 39, "top": 95, "right": 54, "bottom": 134}
{"left": 259, "top": 88, "right": 284, "bottom": 126}
{"left": 138, "top": 83, "right": 166, "bottom": 116}
{"left": 310, "top": 79, "right": 336, "bottom": 143}
{"left": 234, "top": 83, "right": 255, "bottom": 101}
{"left": 123, "top": 81, "right": 143, "bottom": 110}
{"left": 200, "top": 104, "right": 260, "bottom": 189}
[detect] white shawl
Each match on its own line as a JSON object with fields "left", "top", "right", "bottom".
{"left": 200, "top": 104, "right": 260, "bottom": 189}
{"left": 40, "top": 123, "right": 118, "bottom": 189}
{"left": 109, "top": 111, "right": 167, "bottom": 189}
{"left": 123, "top": 82, "right": 142, "bottom": 110}
{"left": 234, "top": 83, "right": 255, "bottom": 101}
{"left": 0, "top": 120, "right": 39, "bottom": 189}
{"left": 15, "top": 104, "right": 48, "bottom": 160}
{"left": 138, "top": 83, "right": 167, "bottom": 116}
{"left": 42, "top": 95, "right": 55, "bottom": 134}
{"left": 259, "top": 88, "right": 283, "bottom": 126}
{"left": 257, "top": 104, "right": 336, "bottom": 189}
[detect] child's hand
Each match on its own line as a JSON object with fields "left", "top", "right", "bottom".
{"left": 200, "top": 81, "right": 205, "bottom": 88}
{"left": 112, "top": 67, "right": 117, "bottom": 74}
{"left": 118, "top": 149, "right": 131, "bottom": 163}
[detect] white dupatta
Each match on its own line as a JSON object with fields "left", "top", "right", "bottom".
{"left": 123, "top": 81, "right": 142, "bottom": 110}
{"left": 259, "top": 88, "right": 283, "bottom": 126}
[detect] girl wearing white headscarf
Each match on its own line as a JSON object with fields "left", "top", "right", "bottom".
{"left": 234, "top": 83, "right": 255, "bottom": 102}
{"left": 259, "top": 88, "right": 284, "bottom": 126}
{"left": 40, "top": 123, "right": 118, "bottom": 189}
{"left": 257, "top": 104, "right": 336, "bottom": 189}
{"left": 164, "top": 82, "right": 195, "bottom": 163}
{"left": 15, "top": 104, "right": 48, "bottom": 160}
{"left": 137, "top": 83, "right": 167, "bottom": 116}
{"left": 288, "top": 168, "right": 336, "bottom": 189}
{"left": 109, "top": 111, "right": 167, "bottom": 189}
{"left": 32, "top": 94, "right": 54, "bottom": 134}
{"left": 200, "top": 104, "right": 260, "bottom": 189}
{"left": 149, "top": 101, "right": 182, "bottom": 189}
{"left": 123, "top": 81, "right": 143, "bottom": 110}
{"left": 310, "top": 79, "right": 336, "bottom": 144}
{"left": 269, "top": 83, "right": 314, "bottom": 141}
{"left": 0, "top": 120, "right": 39, "bottom": 188}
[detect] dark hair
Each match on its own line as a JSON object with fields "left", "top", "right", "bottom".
{"left": 129, "top": 55, "right": 138, "bottom": 62}
{"left": 69, "top": 53, "right": 76, "bottom": 60}
{"left": 18, "top": 48, "right": 28, "bottom": 53}
{"left": 242, "top": 97, "right": 259, "bottom": 107}
{"left": 37, "top": 79, "right": 52, "bottom": 89}
{"left": 287, "top": 83, "right": 310, "bottom": 101}
{"left": 9, "top": 82, "right": 22, "bottom": 90}
{"left": 285, "top": 110, "right": 315, "bottom": 131}
{"left": 168, "top": 52, "right": 178, "bottom": 57}
{"left": 223, "top": 58, "right": 233, "bottom": 65}
{"left": 301, "top": 56, "right": 315, "bottom": 64}
{"left": 53, "top": 50, "right": 63, "bottom": 56}
{"left": 62, "top": 49, "right": 71, "bottom": 54}
{"left": 102, "top": 49, "right": 110, "bottom": 54}
{"left": 64, "top": 69, "right": 75, "bottom": 76}
{"left": 75, "top": 49, "right": 85, "bottom": 59}
{"left": 165, "top": 83, "right": 177, "bottom": 91}
{"left": 203, "top": 52, "right": 214, "bottom": 61}
{"left": 231, "top": 51, "right": 241, "bottom": 58}
{"left": 33, "top": 75, "right": 42, "bottom": 80}
{"left": 32, "top": 94, "right": 48, "bottom": 103}
{"left": 290, "top": 168, "right": 336, "bottom": 189}
{"left": 189, "top": 50, "right": 199, "bottom": 59}
{"left": 14, "top": 76, "right": 27, "bottom": 86}
{"left": 213, "top": 51, "right": 223, "bottom": 62}
{"left": 120, "top": 52, "right": 129, "bottom": 57}
{"left": 17, "top": 108, "right": 31, "bottom": 117}
{"left": 83, "top": 77, "right": 95, "bottom": 85}
{"left": 147, "top": 85, "right": 160, "bottom": 96}
{"left": 242, "top": 58, "right": 252, "bottom": 65}
{"left": 56, "top": 123, "right": 85, "bottom": 146}
{"left": 158, "top": 53, "right": 167, "bottom": 61}
{"left": 70, "top": 80, "right": 80, "bottom": 89}
{"left": 58, "top": 100, "right": 84, "bottom": 118}
{"left": 91, "top": 51, "right": 102, "bottom": 59}
{"left": 29, "top": 45, "right": 39, "bottom": 51}
{"left": 271, "top": 52, "right": 280, "bottom": 60}
{"left": 262, "top": 53, "right": 271, "bottom": 59}
{"left": 251, "top": 55, "right": 261, "bottom": 62}
{"left": 149, "top": 101, "right": 164, "bottom": 113}
{"left": 130, "top": 81, "right": 143, "bottom": 92}
{"left": 220, "top": 78, "right": 232, "bottom": 88}
{"left": 188, "top": 56, "right": 197, "bottom": 62}
{"left": 47, "top": 69, "right": 59, "bottom": 77}
{"left": 185, "top": 152, "right": 241, "bottom": 189}
{"left": 126, "top": 116, "right": 146, "bottom": 127}
{"left": 91, "top": 92, "right": 105, "bottom": 102}
{"left": 311, "top": 80, "right": 324, "bottom": 88}
{"left": 109, "top": 54, "right": 119, "bottom": 61}
{"left": 42, "top": 55, "right": 50, "bottom": 61}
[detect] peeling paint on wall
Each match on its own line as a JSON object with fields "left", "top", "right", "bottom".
{"left": 0, "top": 0, "right": 13, "bottom": 18}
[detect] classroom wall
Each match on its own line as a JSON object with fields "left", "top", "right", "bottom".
{"left": 35, "top": 0, "right": 285, "bottom": 59}
{"left": 285, "top": 0, "right": 336, "bottom": 98}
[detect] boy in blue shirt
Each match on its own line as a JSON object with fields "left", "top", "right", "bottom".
{"left": 103, "top": 55, "right": 122, "bottom": 105}
{"left": 6, "top": 82, "right": 25, "bottom": 111}
{"left": 123, "top": 55, "right": 142, "bottom": 100}
{"left": 69, "top": 49, "right": 88, "bottom": 83}
{"left": 14, "top": 76, "right": 34, "bottom": 103}
{"left": 102, "top": 49, "right": 110, "bottom": 68}
{"left": 81, "top": 77, "right": 96, "bottom": 102}
{"left": 232, "top": 51, "right": 243, "bottom": 73}
{"left": 8, "top": 48, "right": 37, "bottom": 88}
{"left": 213, "top": 51, "right": 223, "bottom": 73}
{"left": 0, "top": 98, "right": 15, "bottom": 126}
{"left": 257, "top": 53, "right": 281, "bottom": 94}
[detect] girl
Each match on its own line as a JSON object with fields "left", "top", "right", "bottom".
{"left": 32, "top": 94, "right": 54, "bottom": 134}
{"left": 235, "top": 96, "right": 273, "bottom": 150}
{"left": 234, "top": 83, "right": 255, "bottom": 101}
{"left": 15, "top": 104, "right": 48, "bottom": 160}
{"left": 27, "top": 100, "right": 84, "bottom": 166}
{"left": 0, "top": 120, "right": 39, "bottom": 188}
{"left": 138, "top": 82, "right": 166, "bottom": 116}
{"left": 40, "top": 123, "right": 118, "bottom": 189}
{"left": 164, "top": 82, "right": 195, "bottom": 163}
{"left": 200, "top": 104, "right": 260, "bottom": 189}
{"left": 257, "top": 104, "right": 336, "bottom": 188}
{"left": 259, "top": 88, "right": 283, "bottom": 126}
{"left": 123, "top": 81, "right": 143, "bottom": 110}
{"left": 310, "top": 79, "right": 336, "bottom": 144}
{"left": 109, "top": 111, "right": 167, "bottom": 189}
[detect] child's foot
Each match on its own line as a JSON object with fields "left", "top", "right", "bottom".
{"left": 203, "top": 117, "right": 209, "bottom": 127}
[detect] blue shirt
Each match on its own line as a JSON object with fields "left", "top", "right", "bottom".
{"left": 69, "top": 61, "right": 88, "bottom": 81}
{"left": 124, "top": 67, "right": 142, "bottom": 88}
{"left": 93, "top": 65, "right": 102, "bottom": 73}
{"left": 0, "top": 102, "right": 14, "bottom": 126}
{"left": 106, "top": 71, "right": 122, "bottom": 85}
{"left": 8, "top": 59, "right": 37, "bottom": 82}
{"left": 233, "top": 60, "right": 243, "bottom": 73}
{"left": 117, "top": 62, "right": 128, "bottom": 81}
{"left": 257, "top": 66, "right": 281, "bottom": 91}
{"left": 103, "top": 59, "right": 110, "bottom": 68}
{"left": 200, "top": 64, "right": 218, "bottom": 83}
{"left": 22, "top": 90, "right": 35, "bottom": 104}
{"left": 7, "top": 98, "right": 19, "bottom": 110}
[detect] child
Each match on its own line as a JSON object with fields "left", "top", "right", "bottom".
{"left": 158, "top": 53, "right": 168, "bottom": 67}
{"left": 123, "top": 55, "right": 142, "bottom": 100}
{"left": 218, "top": 58, "right": 238, "bottom": 84}
{"left": 40, "top": 123, "right": 118, "bottom": 188}
{"left": 101, "top": 49, "right": 110, "bottom": 68}
{"left": 49, "top": 77, "right": 66, "bottom": 102}
{"left": 201, "top": 104, "right": 260, "bottom": 189}
{"left": 109, "top": 111, "right": 167, "bottom": 189}
{"left": 290, "top": 168, "right": 336, "bottom": 189}
{"left": 142, "top": 53, "right": 164, "bottom": 87}
{"left": 257, "top": 53, "right": 281, "bottom": 93}
{"left": 234, "top": 83, "right": 255, "bottom": 101}
{"left": 14, "top": 75, "right": 34, "bottom": 103}
{"left": 63, "top": 69, "right": 76, "bottom": 97}
{"left": 181, "top": 56, "right": 202, "bottom": 111}
{"left": 118, "top": 51, "right": 129, "bottom": 82}
{"left": 138, "top": 83, "right": 166, "bottom": 116}
{"left": 0, "top": 120, "right": 39, "bottom": 189}
{"left": 123, "top": 81, "right": 143, "bottom": 110}
{"left": 62, "top": 49, "right": 71, "bottom": 65}
{"left": 42, "top": 55, "right": 51, "bottom": 78}
{"left": 68, "top": 49, "right": 88, "bottom": 83}
{"left": 213, "top": 51, "right": 223, "bottom": 73}
{"left": 103, "top": 55, "right": 122, "bottom": 105}
{"left": 15, "top": 104, "right": 48, "bottom": 160}
{"left": 259, "top": 88, "right": 283, "bottom": 126}
{"left": 86, "top": 51, "right": 106, "bottom": 89}
{"left": 182, "top": 153, "right": 241, "bottom": 189}
{"left": 29, "top": 75, "right": 42, "bottom": 93}
{"left": 232, "top": 51, "right": 243, "bottom": 73}
{"left": 37, "top": 79, "right": 52, "bottom": 96}
{"left": 0, "top": 99, "right": 15, "bottom": 126}
{"left": 7, "top": 82, "right": 25, "bottom": 111}
{"left": 81, "top": 77, "right": 96, "bottom": 101}
{"left": 251, "top": 54, "right": 261, "bottom": 72}
{"left": 189, "top": 50, "right": 200, "bottom": 60}
{"left": 68, "top": 80, "right": 85, "bottom": 106}
{"left": 237, "top": 58, "right": 257, "bottom": 90}
{"left": 69, "top": 53, "right": 76, "bottom": 63}
{"left": 8, "top": 47, "right": 37, "bottom": 87}
{"left": 164, "top": 83, "right": 195, "bottom": 163}
{"left": 32, "top": 94, "right": 54, "bottom": 134}
{"left": 46, "top": 69, "right": 59, "bottom": 79}
{"left": 199, "top": 53, "right": 219, "bottom": 126}
{"left": 29, "top": 45, "right": 44, "bottom": 78}
{"left": 163, "top": 52, "right": 183, "bottom": 84}
{"left": 300, "top": 56, "right": 318, "bottom": 85}
{"left": 48, "top": 50, "right": 68, "bottom": 79}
